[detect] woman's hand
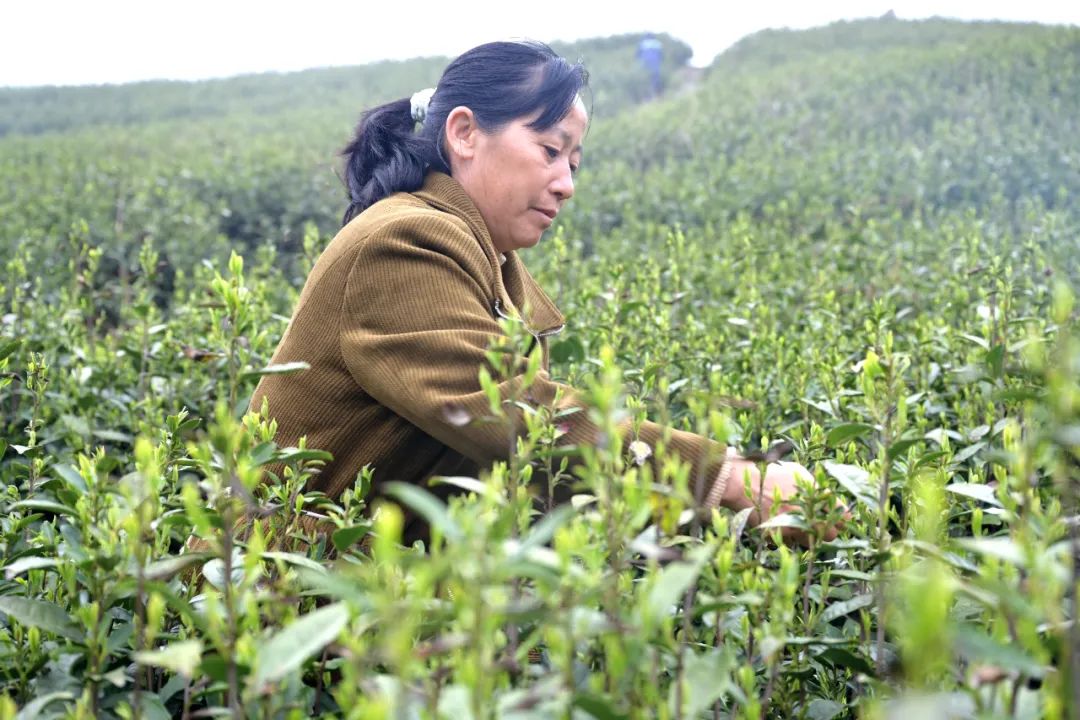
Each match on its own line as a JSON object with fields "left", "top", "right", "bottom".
{"left": 720, "top": 456, "right": 844, "bottom": 545}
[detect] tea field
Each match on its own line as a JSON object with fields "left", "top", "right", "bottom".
{"left": 0, "top": 21, "right": 1077, "bottom": 720}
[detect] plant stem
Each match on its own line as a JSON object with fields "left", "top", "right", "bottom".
{"left": 221, "top": 500, "right": 241, "bottom": 717}
{"left": 759, "top": 661, "right": 779, "bottom": 720}
{"left": 875, "top": 406, "right": 893, "bottom": 677}
{"left": 1062, "top": 453, "right": 1080, "bottom": 719}
{"left": 132, "top": 512, "right": 147, "bottom": 720}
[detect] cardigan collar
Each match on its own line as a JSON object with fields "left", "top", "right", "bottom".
{"left": 413, "top": 171, "right": 565, "bottom": 337}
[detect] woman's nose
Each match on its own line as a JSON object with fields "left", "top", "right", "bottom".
{"left": 552, "top": 163, "right": 575, "bottom": 201}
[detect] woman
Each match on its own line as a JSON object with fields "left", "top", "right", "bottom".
{"left": 252, "top": 40, "right": 836, "bottom": 546}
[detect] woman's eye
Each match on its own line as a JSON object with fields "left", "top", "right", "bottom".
{"left": 544, "top": 146, "right": 559, "bottom": 160}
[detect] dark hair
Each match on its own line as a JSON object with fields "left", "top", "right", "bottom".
{"left": 340, "top": 40, "right": 589, "bottom": 225}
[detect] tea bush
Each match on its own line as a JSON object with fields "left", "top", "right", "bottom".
{"left": 0, "top": 18, "right": 1077, "bottom": 720}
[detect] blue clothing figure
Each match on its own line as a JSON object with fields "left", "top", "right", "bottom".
{"left": 636, "top": 33, "right": 663, "bottom": 98}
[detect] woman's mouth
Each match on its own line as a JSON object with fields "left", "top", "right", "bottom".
{"left": 532, "top": 208, "right": 556, "bottom": 226}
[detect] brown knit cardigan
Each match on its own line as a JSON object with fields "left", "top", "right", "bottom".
{"left": 251, "top": 171, "right": 729, "bottom": 543}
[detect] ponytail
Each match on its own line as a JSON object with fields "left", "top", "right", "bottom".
{"left": 340, "top": 98, "right": 444, "bottom": 225}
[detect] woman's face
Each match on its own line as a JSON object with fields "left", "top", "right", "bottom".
{"left": 450, "top": 96, "right": 587, "bottom": 254}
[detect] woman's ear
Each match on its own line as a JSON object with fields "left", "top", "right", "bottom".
{"left": 444, "top": 106, "right": 478, "bottom": 162}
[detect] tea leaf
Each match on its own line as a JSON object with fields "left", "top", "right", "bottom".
{"left": 92, "top": 429, "right": 133, "bottom": 444}
{"left": 517, "top": 504, "right": 576, "bottom": 553}
{"left": 240, "top": 361, "right": 310, "bottom": 380}
{"left": 129, "top": 694, "right": 171, "bottom": 720}
{"left": 143, "top": 553, "right": 212, "bottom": 581}
{"left": 13, "top": 691, "right": 74, "bottom": 720}
{"left": 956, "top": 537, "right": 1025, "bottom": 565}
{"left": 945, "top": 482, "right": 1001, "bottom": 507}
{"left": 954, "top": 625, "right": 1045, "bottom": 677}
{"left": 331, "top": 523, "right": 373, "bottom": 552}
{"left": 644, "top": 543, "right": 714, "bottom": 623}
{"left": 826, "top": 423, "right": 875, "bottom": 447}
{"left": 429, "top": 475, "right": 502, "bottom": 500}
{"left": 0, "top": 596, "right": 81, "bottom": 641}
{"left": 261, "top": 551, "right": 329, "bottom": 574}
{"left": 252, "top": 602, "right": 348, "bottom": 688}
{"left": 383, "top": 481, "right": 462, "bottom": 542}
{"left": 950, "top": 442, "right": 987, "bottom": 465}
{"left": 807, "top": 698, "right": 845, "bottom": 720}
{"left": 9, "top": 499, "right": 77, "bottom": 516}
{"left": 820, "top": 593, "right": 875, "bottom": 624}
{"left": 51, "top": 463, "right": 86, "bottom": 493}
{"left": 275, "top": 447, "right": 334, "bottom": 464}
{"left": 573, "top": 692, "right": 629, "bottom": 720}
{"left": 550, "top": 335, "right": 585, "bottom": 363}
{"left": 814, "top": 646, "right": 876, "bottom": 677}
{"left": 202, "top": 552, "right": 245, "bottom": 590}
{"left": 958, "top": 333, "right": 990, "bottom": 350}
{"left": 822, "top": 461, "right": 877, "bottom": 508}
{"left": 801, "top": 397, "right": 837, "bottom": 417}
{"left": 4, "top": 556, "right": 60, "bottom": 579}
{"left": 59, "top": 413, "right": 90, "bottom": 437}
{"left": 669, "top": 647, "right": 735, "bottom": 717}
{"left": 134, "top": 639, "right": 204, "bottom": 678}
{"left": 0, "top": 338, "right": 20, "bottom": 362}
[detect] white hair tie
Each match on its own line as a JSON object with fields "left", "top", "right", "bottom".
{"left": 410, "top": 87, "right": 436, "bottom": 125}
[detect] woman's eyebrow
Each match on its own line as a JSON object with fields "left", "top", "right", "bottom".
{"left": 558, "top": 129, "right": 583, "bottom": 154}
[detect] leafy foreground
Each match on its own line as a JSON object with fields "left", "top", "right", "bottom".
{"left": 0, "top": 18, "right": 1079, "bottom": 720}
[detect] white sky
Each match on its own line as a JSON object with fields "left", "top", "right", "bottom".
{"left": 3, "top": 0, "right": 1078, "bottom": 88}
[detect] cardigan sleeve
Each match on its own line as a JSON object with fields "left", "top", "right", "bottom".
{"left": 338, "top": 212, "right": 731, "bottom": 507}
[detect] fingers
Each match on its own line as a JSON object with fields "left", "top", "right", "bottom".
{"left": 744, "top": 462, "right": 853, "bottom": 547}
{"left": 778, "top": 460, "right": 814, "bottom": 482}
{"left": 811, "top": 493, "right": 849, "bottom": 543}
{"left": 830, "top": 501, "right": 854, "bottom": 541}
{"left": 765, "top": 490, "right": 849, "bottom": 546}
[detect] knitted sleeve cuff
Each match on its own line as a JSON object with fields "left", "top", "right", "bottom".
{"left": 703, "top": 446, "right": 738, "bottom": 508}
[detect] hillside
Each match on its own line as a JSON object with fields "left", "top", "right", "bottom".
{"left": 0, "top": 34, "right": 691, "bottom": 136}
{"left": 3, "top": 20, "right": 1077, "bottom": 299}
{"left": 571, "top": 17, "right": 1079, "bottom": 239}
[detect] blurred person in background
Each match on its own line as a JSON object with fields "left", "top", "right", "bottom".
{"left": 636, "top": 32, "right": 664, "bottom": 98}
